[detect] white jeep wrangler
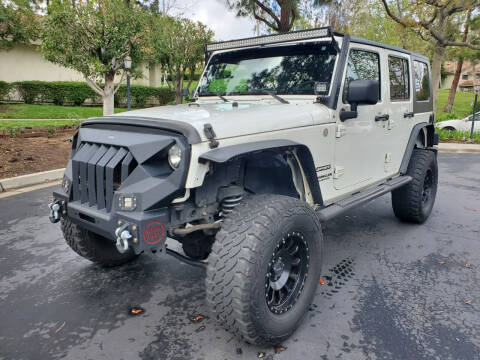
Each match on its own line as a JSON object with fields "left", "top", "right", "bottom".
{"left": 50, "top": 27, "right": 438, "bottom": 345}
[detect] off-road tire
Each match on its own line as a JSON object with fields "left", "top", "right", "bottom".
{"left": 206, "top": 194, "right": 323, "bottom": 345}
{"left": 61, "top": 218, "right": 139, "bottom": 267}
{"left": 392, "top": 149, "right": 438, "bottom": 223}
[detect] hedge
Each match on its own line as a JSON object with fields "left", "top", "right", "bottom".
{"left": 6, "top": 81, "right": 174, "bottom": 107}
{"left": 0, "top": 81, "right": 10, "bottom": 100}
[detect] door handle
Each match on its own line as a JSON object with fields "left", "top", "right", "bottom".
{"left": 404, "top": 112, "right": 415, "bottom": 118}
{"left": 375, "top": 114, "right": 390, "bottom": 122}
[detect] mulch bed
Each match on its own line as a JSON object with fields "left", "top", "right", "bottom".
{"left": 0, "top": 132, "right": 74, "bottom": 179}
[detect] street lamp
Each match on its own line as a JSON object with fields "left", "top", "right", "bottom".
{"left": 471, "top": 83, "right": 479, "bottom": 139}
{"left": 124, "top": 56, "right": 132, "bottom": 111}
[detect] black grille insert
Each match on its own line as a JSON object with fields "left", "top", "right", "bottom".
{"left": 72, "top": 142, "right": 137, "bottom": 212}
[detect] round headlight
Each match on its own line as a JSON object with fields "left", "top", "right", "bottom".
{"left": 168, "top": 144, "right": 182, "bottom": 169}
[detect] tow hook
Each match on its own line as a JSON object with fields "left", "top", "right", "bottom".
{"left": 115, "top": 223, "right": 132, "bottom": 253}
{"left": 48, "top": 200, "right": 62, "bottom": 223}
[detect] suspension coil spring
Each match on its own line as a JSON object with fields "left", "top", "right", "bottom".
{"left": 221, "top": 194, "right": 243, "bottom": 215}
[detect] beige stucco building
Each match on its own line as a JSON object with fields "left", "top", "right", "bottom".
{"left": 441, "top": 61, "right": 480, "bottom": 91}
{"left": 0, "top": 43, "right": 165, "bottom": 87}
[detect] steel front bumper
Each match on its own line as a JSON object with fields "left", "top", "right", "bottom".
{"left": 53, "top": 189, "right": 170, "bottom": 255}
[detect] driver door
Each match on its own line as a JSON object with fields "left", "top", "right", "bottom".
{"left": 333, "top": 45, "right": 387, "bottom": 191}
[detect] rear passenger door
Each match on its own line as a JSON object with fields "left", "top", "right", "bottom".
{"left": 383, "top": 52, "right": 413, "bottom": 175}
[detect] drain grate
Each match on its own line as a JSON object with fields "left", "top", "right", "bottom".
{"left": 321, "top": 257, "right": 355, "bottom": 297}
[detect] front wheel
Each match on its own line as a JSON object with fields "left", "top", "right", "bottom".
{"left": 392, "top": 149, "right": 438, "bottom": 223}
{"left": 206, "top": 194, "right": 323, "bottom": 345}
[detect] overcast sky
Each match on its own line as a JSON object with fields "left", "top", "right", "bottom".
{"left": 184, "top": 0, "right": 257, "bottom": 40}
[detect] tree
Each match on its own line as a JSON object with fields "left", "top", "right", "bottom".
{"left": 0, "top": 0, "right": 36, "bottom": 50}
{"left": 381, "top": 0, "right": 480, "bottom": 108}
{"left": 41, "top": 0, "right": 148, "bottom": 115}
{"left": 148, "top": 16, "right": 213, "bottom": 104}
{"left": 227, "top": 0, "right": 300, "bottom": 33}
{"left": 443, "top": 9, "right": 474, "bottom": 113}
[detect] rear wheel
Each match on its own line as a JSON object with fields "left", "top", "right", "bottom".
{"left": 392, "top": 149, "right": 438, "bottom": 223}
{"left": 61, "top": 218, "right": 139, "bottom": 267}
{"left": 206, "top": 194, "right": 323, "bottom": 345}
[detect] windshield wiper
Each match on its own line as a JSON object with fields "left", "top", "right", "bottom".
{"left": 200, "top": 91, "right": 229, "bottom": 102}
{"left": 249, "top": 89, "right": 289, "bottom": 104}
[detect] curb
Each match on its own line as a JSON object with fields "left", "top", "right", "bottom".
{"left": 0, "top": 168, "right": 65, "bottom": 192}
{"left": 438, "top": 143, "right": 480, "bottom": 154}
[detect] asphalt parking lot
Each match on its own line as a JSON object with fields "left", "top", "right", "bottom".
{"left": 1, "top": 153, "right": 479, "bottom": 360}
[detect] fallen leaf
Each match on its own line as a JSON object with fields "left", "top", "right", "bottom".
{"left": 465, "top": 263, "right": 471, "bottom": 268}
{"left": 257, "top": 352, "right": 265, "bottom": 358}
{"left": 55, "top": 321, "right": 66, "bottom": 334}
{"left": 437, "top": 261, "right": 445, "bottom": 265}
{"left": 319, "top": 278, "right": 325, "bottom": 285}
{"left": 274, "top": 346, "right": 287, "bottom": 354}
{"left": 190, "top": 314, "right": 205, "bottom": 323}
{"left": 195, "top": 325, "right": 206, "bottom": 332}
{"left": 130, "top": 307, "right": 144, "bottom": 315}
{"left": 465, "top": 300, "right": 472, "bottom": 305}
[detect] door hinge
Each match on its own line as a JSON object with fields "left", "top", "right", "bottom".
{"left": 387, "top": 119, "right": 395, "bottom": 130}
{"left": 385, "top": 153, "right": 392, "bottom": 163}
{"left": 336, "top": 124, "right": 346, "bottom": 138}
{"left": 333, "top": 166, "right": 345, "bottom": 179}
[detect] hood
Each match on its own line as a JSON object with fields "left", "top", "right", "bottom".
{"left": 110, "top": 102, "right": 331, "bottom": 142}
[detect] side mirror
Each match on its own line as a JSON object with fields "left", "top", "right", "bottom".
{"left": 340, "top": 80, "right": 380, "bottom": 121}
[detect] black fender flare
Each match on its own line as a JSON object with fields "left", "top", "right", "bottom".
{"left": 400, "top": 122, "right": 438, "bottom": 175}
{"left": 199, "top": 140, "right": 323, "bottom": 206}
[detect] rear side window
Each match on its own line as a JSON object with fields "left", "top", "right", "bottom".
{"left": 414, "top": 61, "right": 430, "bottom": 101}
{"left": 343, "top": 49, "right": 381, "bottom": 102}
{"left": 388, "top": 56, "right": 409, "bottom": 101}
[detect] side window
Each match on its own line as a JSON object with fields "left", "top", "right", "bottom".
{"left": 388, "top": 56, "right": 410, "bottom": 101}
{"left": 343, "top": 49, "right": 380, "bottom": 102}
{"left": 414, "top": 61, "right": 430, "bottom": 101}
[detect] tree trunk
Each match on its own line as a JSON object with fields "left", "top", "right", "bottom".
{"left": 431, "top": 42, "right": 446, "bottom": 111}
{"left": 443, "top": 60, "right": 463, "bottom": 113}
{"left": 278, "top": 4, "right": 292, "bottom": 33}
{"left": 443, "top": 9, "right": 471, "bottom": 114}
{"left": 103, "top": 72, "right": 115, "bottom": 116}
{"left": 174, "top": 73, "right": 184, "bottom": 105}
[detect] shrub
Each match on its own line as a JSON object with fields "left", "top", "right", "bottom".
{"left": 14, "top": 81, "right": 47, "bottom": 104}
{"left": 156, "top": 87, "right": 175, "bottom": 105}
{"left": 0, "top": 81, "right": 11, "bottom": 101}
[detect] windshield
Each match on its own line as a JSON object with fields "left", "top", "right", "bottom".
{"left": 197, "top": 42, "right": 337, "bottom": 97}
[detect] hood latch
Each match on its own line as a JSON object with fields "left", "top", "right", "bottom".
{"left": 204, "top": 123, "right": 219, "bottom": 149}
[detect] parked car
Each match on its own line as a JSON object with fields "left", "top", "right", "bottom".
{"left": 436, "top": 112, "right": 480, "bottom": 132}
{"left": 49, "top": 27, "right": 438, "bottom": 345}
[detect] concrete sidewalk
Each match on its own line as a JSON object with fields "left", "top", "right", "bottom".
{"left": 438, "top": 142, "right": 480, "bottom": 154}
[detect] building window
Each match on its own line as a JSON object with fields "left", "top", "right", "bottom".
{"left": 414, "top": 61, "right": 430, "bottom": 101}
{"left": 462, "top": 74, "right": 468, "bottom": 80}
{"left": 389, "top": 56, "right": 410, "bottom": 101}
{"left": 343, "top": 49, "right": 381, "bottom": 103}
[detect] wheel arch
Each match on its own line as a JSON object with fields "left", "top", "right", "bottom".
{"left": 199, "top": 140, "right": 323, "bottom": 206}
{"left": 400, "top": 122, "right": 438, "bottom": 175}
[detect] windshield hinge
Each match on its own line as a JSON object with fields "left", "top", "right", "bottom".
{"left": 204, "top": 123, "right": 219, "bottom": 149}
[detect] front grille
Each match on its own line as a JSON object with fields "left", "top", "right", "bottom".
{"left": 71, "top": 142, "right": 137, "bottom": 212}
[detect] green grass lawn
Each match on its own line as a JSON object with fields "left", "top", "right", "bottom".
{"left": 0, "top": 119, "right": 82, "bottom": 131}
{"left": 0, "top": 104, "right": 130, "bottom": 119}
{"left": 436, "top": 89, "right": 475, "bottom": 122}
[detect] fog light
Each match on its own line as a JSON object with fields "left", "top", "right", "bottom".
{"left": 168, "top": 144, "right": 182, "bottom": 169}
{"left": 118, "top": 195, "right": 137, "bottom": 211}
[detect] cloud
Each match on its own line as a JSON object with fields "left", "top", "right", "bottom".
{"left": 185, "top": 0, "right": 257, "bottom": 40}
